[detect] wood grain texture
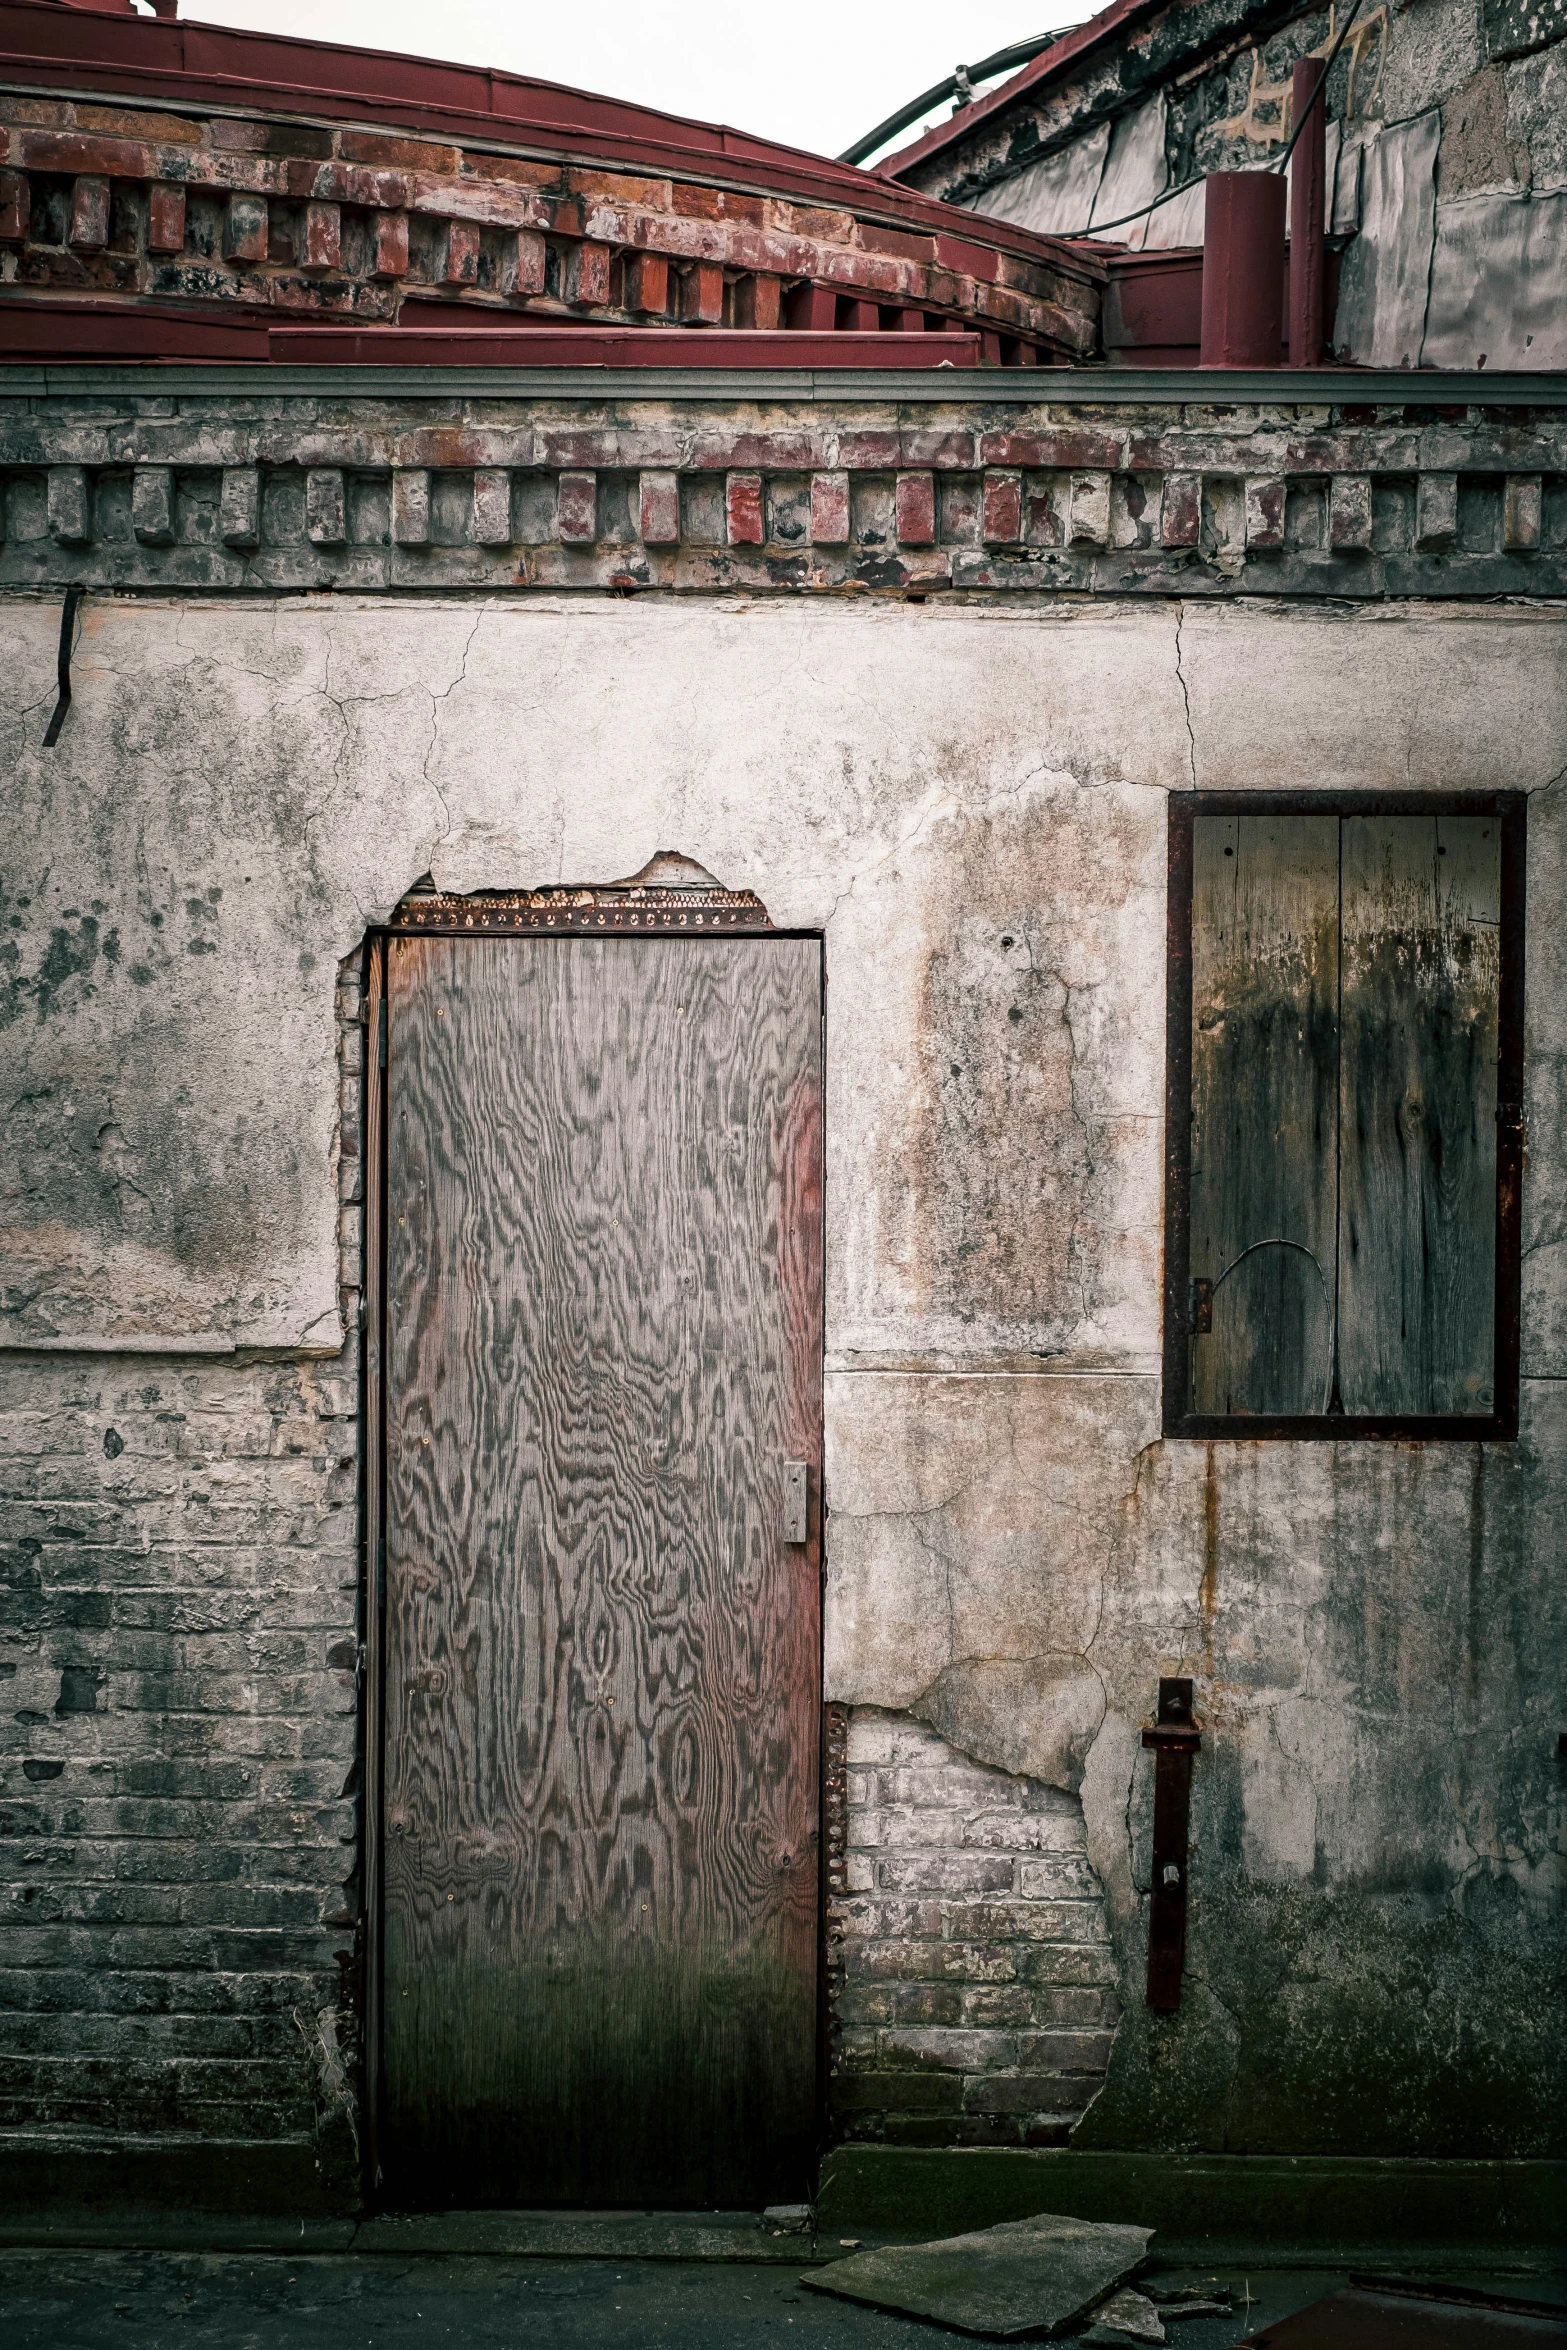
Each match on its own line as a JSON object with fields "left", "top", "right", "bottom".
{"left": 1338, "top": 816, "right": 1500, "bottom": 1415}
{"left": 363, "top": 937, "right": 387, "bottom": 2187}
{"left": 380, "top": 935, "right": 823, "bottom": 2209}
{"left": 1189, "top": 814, "right": 1340, "bottom": 1416}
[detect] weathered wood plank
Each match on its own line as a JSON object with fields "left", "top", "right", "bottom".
{"left": 1338, "top": 815, "right": 1500, "bottom": 1414}
{"left": 381, "top": 934, "right": 823, "bottom": 2209}
{"left": 1189, "top": 813, "right": 1339, "bottom": 1416}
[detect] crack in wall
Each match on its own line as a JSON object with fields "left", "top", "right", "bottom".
{"left": 1173, "top": 602, "right": 1199, "bottom": 791}
{"left": 422, "top": 607, "right": 488, "bottom": 860}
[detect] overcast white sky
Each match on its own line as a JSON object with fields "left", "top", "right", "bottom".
{"left": 178, "top": 3, "right": 1087, "bottom": 165}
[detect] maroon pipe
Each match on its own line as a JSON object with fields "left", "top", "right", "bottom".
{"left": 1289, "top": 58, "right": 1328, "bottom": 364}
{"left": 1199, "top": 171, "right": 1287, "bottom": 368}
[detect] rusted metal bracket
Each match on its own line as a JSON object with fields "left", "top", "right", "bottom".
{"left": 1142, "top": 1676, "right": 1201, "bottom": 2012}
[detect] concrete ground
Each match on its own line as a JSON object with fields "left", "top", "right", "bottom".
{"left": 3, "top": 2252, "right": 1563, "bottom": 2348}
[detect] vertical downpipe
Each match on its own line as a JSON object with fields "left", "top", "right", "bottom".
{"left": 1199, "top": 172, "right": 1287, "bottom": 367}
{"left": 1289, "top": 59, "right": 1328, "bottom": 365}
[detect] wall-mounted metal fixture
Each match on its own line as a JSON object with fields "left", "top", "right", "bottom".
{"left": 1289, "top": 57, "right": 1328, "bottom": 364}
{"left": 41, "top": 585, "right": 85, "bottom": 748}
{"left": 783, "top": 1459, "right": 809, "bottom": 1545}
{"left": 1200, "top": 174, "right": 1287, "bottom": 368}
{"left": 1143, "top": 1676, "right": 1202, "bottom": 2011}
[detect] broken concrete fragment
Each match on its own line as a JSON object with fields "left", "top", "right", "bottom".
{"left": 801, "top": 2212, "right": 1152, "bottom": 2340}
{"left": 1151, "top": 2282, "right": 1235, "bottom": 2319}
{"left": 1084, "top": 2286, "right": 1166, "bottom": 2343}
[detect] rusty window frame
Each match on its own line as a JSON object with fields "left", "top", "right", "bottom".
{"left": 1162, "top": 791, "right": 1526, "bottom": 1442}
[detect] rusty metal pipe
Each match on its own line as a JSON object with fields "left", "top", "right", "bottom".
{"left": 1199, "top": 171, "right": 1287, "bottom": 368}
{"left": 1289, "top": 59, "right": 1328, "bottom": 365}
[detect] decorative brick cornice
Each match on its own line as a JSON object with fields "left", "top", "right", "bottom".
{"left": 1, "top": 393, "right": 1562, "bottom": 598}
{"left": 0, "top": 87, "right": 1100, "bottom": 359}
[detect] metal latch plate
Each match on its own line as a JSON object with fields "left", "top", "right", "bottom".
{"left": 783, "top": 1460, "right": 808, "bottom": 1546}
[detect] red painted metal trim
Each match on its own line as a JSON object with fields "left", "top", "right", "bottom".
{"left": 278, "top": 327, "right": 982, "bottom": 369}
{"left": 0, "top": 300, "right": 985, "bottom": 367}
{"left": 361, "top": 932, "right": 387, "bottom": 2201}
{"left": 0, "top": 297, "right": 275, "bottom": 358}
{"left": 0, "top": 0, "right": 1104, "bottom": 283}
{"left": 1199, "top": 173, "right": 1285, "bottom": 369}
{"left": 1103, "top": 247, "right": 1203, "bottom": 364}
{"left": 876, "top": 0, "right": 1162, "bottom": 180}
{"left": 1288, "top": 59, "right": 1327, "bottom": 366}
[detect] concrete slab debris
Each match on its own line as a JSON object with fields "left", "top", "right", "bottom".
{"left": 1084, "top": 2285, "right": 1167, "bottom": 2341}
{"left": 762, "top": 2206, "right": 813, "bottom": 2236}
{"left": 800, "top": 2211, "right": 1153, "bottom": 2339}
{"left": 1155, "top": 2281, "right": 1235, "bottom": 2319}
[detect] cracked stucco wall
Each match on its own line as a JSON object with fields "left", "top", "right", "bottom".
{"left": 3, "top": 590, "right": 1566, "bottom": 2159}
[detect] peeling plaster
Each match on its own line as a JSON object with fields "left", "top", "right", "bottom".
{"left": 825, "top": 1366, "right": 1567, "bottom": 2151}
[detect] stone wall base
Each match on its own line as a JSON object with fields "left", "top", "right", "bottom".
{"left": 0, "top": 2134, "right": 355, "bottom": 2225}
{"left": 816, "top": 2146, "right": 1567, "bottom": 2258}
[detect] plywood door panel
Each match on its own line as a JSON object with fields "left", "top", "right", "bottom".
{"left": 1337, "top": 816, "right": 1500, "bottom": 1415}
{"left": 1189, "top": 813, "right": 1340, "bottom": 1416}
{"left": 381, "top": 934, "right": 823, "bottom": 2209}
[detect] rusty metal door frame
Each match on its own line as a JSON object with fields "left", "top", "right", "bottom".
{"left": 359, "top": 888, "right": 828, "bottom": 2204}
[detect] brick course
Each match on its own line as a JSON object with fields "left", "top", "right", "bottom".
{"left": 0, "top": 962, "right": 365, "bottom": 2183}
{"left": 828, "top": 1710, "right": 1120, "bottom": 2149}
{"left": 3, "top": 395, "right": 1560, "bottom": 601}
{"left": 0, "top": 90, "right": 1097, "bottom": 354}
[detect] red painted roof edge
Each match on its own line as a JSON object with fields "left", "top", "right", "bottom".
{"left": 0, "top": 296, "right": 991, "bottom": 367}
{"left": 875, "top": 0, "right": 1164, "bottom": 182}
{"left": 0, "top": 0, "right": 1106, "bottom": 282}
{"left": 271, "top": 326, "right": 984, "bottom": 369}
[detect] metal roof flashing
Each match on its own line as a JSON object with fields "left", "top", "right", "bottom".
{"left": 3, "top": 362, "right": 1562, "bottom": 403}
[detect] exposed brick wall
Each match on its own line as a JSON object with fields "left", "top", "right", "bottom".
{"left": 0, "top": 961, "right": 365, "bottom": 2186}
{"left": 828, "top": 1709, "right": 1120, "bottom": 2148}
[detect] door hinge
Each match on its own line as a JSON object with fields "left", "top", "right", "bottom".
{"left": 378, "top": 1021, "right": 388, "bottom": 1070}
{"left": 1189, "top": 1277, "right": 1213, "bottom": 1334}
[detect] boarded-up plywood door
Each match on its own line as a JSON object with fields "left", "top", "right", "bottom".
{"left": 380, "top": 934, "right": 824, "bottom": 2208}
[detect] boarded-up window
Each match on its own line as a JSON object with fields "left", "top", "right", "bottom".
{"left": 1164, "top": 796, "right": 1524, "bottom": 1437}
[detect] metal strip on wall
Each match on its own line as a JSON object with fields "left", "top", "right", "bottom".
{"left": 361, "top": 934, "right": 388, "bottom": 2195}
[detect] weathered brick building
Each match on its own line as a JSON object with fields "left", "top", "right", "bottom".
{"left": 1, "top": 0, "right": 1563, "bottom": 2238}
